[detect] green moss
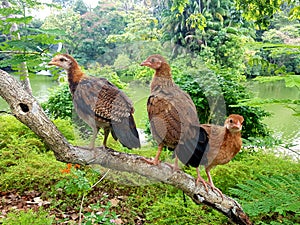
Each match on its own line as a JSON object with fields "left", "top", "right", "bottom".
{"left": 2, "top": 208, "right": 54, "bottom": 225}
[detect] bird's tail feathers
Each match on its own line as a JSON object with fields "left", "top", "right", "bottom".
{"left": 176, "top": 127, "right": 209, "bottom": 167}
{"left": 111, "top": 114, "right": 141, "bottom": 149}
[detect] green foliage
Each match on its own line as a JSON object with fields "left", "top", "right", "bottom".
{"left": 146, "top": 188, "right": 227, "bottom": 225}
{"left": 209, "top": 149, "right": 300, "bottom": 194}
{"left": 0, "top": 0, "right": 62, "bottom": 74}
{"left": 171, "top": 57, "right": 270, "bottom": 138}
{"left": 106, "top": 9, "right": 161, "bottom": 43}
{"left": 53, "top": 118, "right": 76, "bottom": 142}
{"left": 0, "top": 115, "right": 66, "bottom": 193}
{"left": 245, "top": 11, "right": 300, "bottom": 77}
{"left": 0, "top": 115, "right": 46, "bottom": 153}
{"left": 42, "top": 83, "right": 73, "bottom": 119}
{"left": 230, "top": 174, "right": 300, "bottom": 224}
{"left": 235, "top": 0, "right": 283, "bottom": 29}
{"left": 82, "top": 197, "right": 119, "bottom": 225}
{"left": 56, "top": 167, "right": 91, "bottom": 198}
{"left": 2, "top": 208, "right": 54, "bottom": 225}
{"left": 201, "top": 28, "right": 251, "bottom": 70}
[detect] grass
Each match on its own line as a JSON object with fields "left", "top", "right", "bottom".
{"left": 0, "top": 115, "right": 299, "bottom": 224}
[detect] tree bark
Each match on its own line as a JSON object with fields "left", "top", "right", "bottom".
{"left": 0, "top": 69, "right": 252, "bottom": 225}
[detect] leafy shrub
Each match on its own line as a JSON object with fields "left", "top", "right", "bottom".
{"left": 172, "top": 58, "right": 270, "bottom": 138}
{"left": 2, "top": 208, "right": 54, "bottom": 225}
{"left": 230, "top": 174, "right": 300, "bottom": 224}
{"left": 42, "top": 83, "right": 73, "bottom": 119}
{"left": 56, "top": 165, "right": 91, "bottom": 198}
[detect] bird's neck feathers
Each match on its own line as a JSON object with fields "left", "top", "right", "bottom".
{"left": 67, "top": 63, "right": 85, "bottom": 94}
{"left": 225, "top": 128, "right": 241, "bottom": 137}
{"left": 154, "top": 63, "right": 172, "bottom": 78}
{"left": 151, "top": 64, "right": 174, "bottom": 91}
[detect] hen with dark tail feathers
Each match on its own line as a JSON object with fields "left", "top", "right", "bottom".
{"left": 140, "top": 54, "right": 208, "bottom": 180}
{"left": 48, "top": 54, "right": 140, "bottom": 149}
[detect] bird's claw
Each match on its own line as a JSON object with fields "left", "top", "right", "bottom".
{"left": 141, "top": 157, "right": 160, "bottom": 165}
{"left": 210, "top": 186, "right": 224, "bottom": 200}
{"left": 195, "top": 177, "right": 224, "bottom": 201}
{"left": 196, "top": 177, "right": 209, "bottom": 193}
{"left": 164, "top": 162, "right": 180, "bottom": 172}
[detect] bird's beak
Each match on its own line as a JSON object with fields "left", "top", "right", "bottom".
{"left": 140, "top": 60, "right": 151, "bottom": 67}
{"left": 232, "top": 122, "right": 242, "bottom": 130}
{"left": 48, "top": 60, "right": 56, "bottom": 66}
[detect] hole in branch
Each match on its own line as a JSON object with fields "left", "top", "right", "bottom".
{"left": 19, "top": 103, "right": 29, "bottom": 113}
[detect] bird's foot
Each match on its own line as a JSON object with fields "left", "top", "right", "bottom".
{"left": 210, "top": 185, "right": 224, "bottom": 200}
{"left": 165, "top": 162, "right": 180, "bottom": 172}
{"left": 196, "top": 177, "right": 224, "bottom": 201}
{"left": 141, "top": 157, "right": 160, "bottom": 165}
{"left": 196, "top": 176, "right": 209, "bottom": 193}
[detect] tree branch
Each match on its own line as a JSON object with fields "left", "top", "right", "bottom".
{"left": 0, "top": 69, "right": 252, "bottom": 225}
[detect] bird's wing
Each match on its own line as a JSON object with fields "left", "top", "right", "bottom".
{"left": 74, "top": 77, "right": 133, "bottom": 123}
{"left": 74, "top": 77, "right": 140, "bottom": 148}
{"left": 147, "top": 93, "right": 181, "bottom": 147}
{"left": 148, "top": 85, "right": 201, "bottom": 150}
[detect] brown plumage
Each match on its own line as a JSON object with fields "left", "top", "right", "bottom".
{"left": 48, "top": 54, "right": 140, "bottom": 149}
{"left": 140, "top": 54, "right": 208, "bottom": 173}
{"left": 199, "top": 114, "right": 244, "bottom": 197}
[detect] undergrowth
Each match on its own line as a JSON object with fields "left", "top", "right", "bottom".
{"left": 2, "top": 208, "right": 54, "bottom": 225}
{"left": 0, "top": 115, "right": 299, "bottom": 224}
{"left": 230, "top": 174, "right": 300, "bottom": 224}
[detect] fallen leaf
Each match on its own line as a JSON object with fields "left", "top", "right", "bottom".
{"left": 109, "top": 198, "right": 120, "bottom": 207}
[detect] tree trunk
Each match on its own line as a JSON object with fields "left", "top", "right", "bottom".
{"left": 0, "top": 69, "right": 252, "bottom": 225}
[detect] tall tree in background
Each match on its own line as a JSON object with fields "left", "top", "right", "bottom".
{"left": 0, "top": 0, "right": 62, "bottom": 93}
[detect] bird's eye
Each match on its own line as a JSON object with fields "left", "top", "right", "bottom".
{"left": 60, "top": 58, "right": 66, "bottom": 62}
{"left": 229, "top": 119, "right": 233, "bottom": 123}
{"left": 151, "top": 58, "right": 155, "bottom": 63}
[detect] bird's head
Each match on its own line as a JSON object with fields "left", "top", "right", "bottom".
{"left": 225, "top": 114, "right": 244, "bottom": 133}
{"left": 140, "top": 54, "right": 169, "bottom": 71}
{"left": 48, "top": 54, "right": 77, "bottom": 71}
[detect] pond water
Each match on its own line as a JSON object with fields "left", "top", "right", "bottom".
{"left": 247, "top": 79, "right": 300, "bottom": 151}
{"left": 1, "top": 75, "right": 299, "bottom": 152}
{"left": 0, "top": 74, "right": 57, "bottom": 111}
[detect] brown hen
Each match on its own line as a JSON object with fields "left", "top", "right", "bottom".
{"left": 199, "top": 114, "right": 244, "bottom": 197}
{"left": 49, "top": 54, "right": 140, "bottom": 149}
{"left": 140, "top": 54, "right": 208, "bottom": 174}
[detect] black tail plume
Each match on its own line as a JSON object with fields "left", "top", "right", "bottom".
{"left": 176, "top": 127, "right": 209, "bottom": 168}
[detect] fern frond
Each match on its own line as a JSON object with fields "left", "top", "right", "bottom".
{"left": 229, "top": 174, "right": 300, "bottom": 224}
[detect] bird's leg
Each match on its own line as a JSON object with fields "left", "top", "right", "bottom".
{"left": 196, "top": 167, "right": 209, "bottom": 192}
{"left": 102, "top": 127, "right": 110, "bottom": 148}
{"left": 142, "top": 144, "right": 163, "bottom": 165}
{"left": 165, "top": 155, "right": 180, "bottom": 171}
{"left": 206, "top": 168, "right": 224, "bottom": 200}
{"left": 89, "top": 127, "right": 99, "bottom": 149}
{"left": 173, "top": 156, "right": 180, "bottom": 171}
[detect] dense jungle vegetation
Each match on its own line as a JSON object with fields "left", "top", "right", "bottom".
{"left": 0, "top": 0, "right": 299, "bottom": 224}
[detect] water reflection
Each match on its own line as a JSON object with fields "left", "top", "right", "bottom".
{"left": 248, "top": 80, "right": 300, "bottom": 150}
{"left": 0, "top": 75, "right": 57, "bottom": 111}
